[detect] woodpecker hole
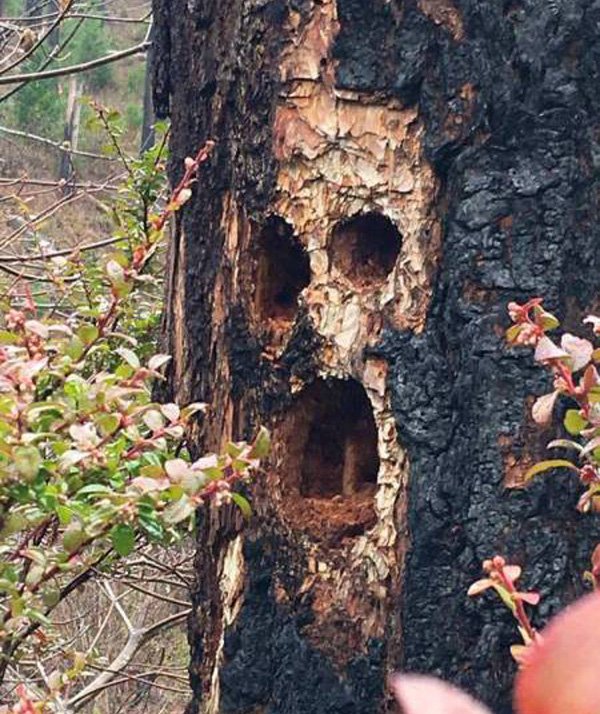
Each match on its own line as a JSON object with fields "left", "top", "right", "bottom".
{"left": 330, "top": 212, "right": 401, "bottom": 286}
{"left": 278, "top": 378, "right": 379, "bottom": 542}
{"left": 254, "top": 217, "right": 310, "bottom": 325}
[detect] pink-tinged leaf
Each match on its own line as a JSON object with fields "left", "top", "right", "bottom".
{"left": 390, "top": 674, "right": 492, "bottom": 714}
{"left": 60, "top": 449, "right": 87, "bottom": 468}
{"left": 514, "top": 593, "right": 600, "bottom": 714}
{"left": 131, "top": 476, "right": 170, "bottom": 493}
{"left": 160, "top": 403, "right": 180, "bottom": 423}
{"left": 467, "top": 578, "right": 494, "bottom": 596}
{"left": 68, "top": 422, "right": 99, "bottom": 449}
{"left": 24, "top": 320, "right": 49, "bottom": 339}
{"left": 19, "top": 357, "right": 48, "bottom": 380}
{"left": 503, "top": 565, "right": 522, "bottom": 582}
{"left": 143, "top": 409, "right": 164, "bottom": 432}
{"left": 148, "top": 354, "right": 171, "bottom": 371}
{"left": 531, "top": 391, "right": 559, "bottom": 425}
{"left": 175, "top": 187, "right": 192, "bottom": 206}
{"left": 193, "top": 454, "right": 219, "bottom": 471}
{"left": 561, "top": 334, "right": 594, "bottom": 372}
{"left": 165, "top": 458, "right": 190, "bottom": 480}
{"left": 582, "top": 365, "right": 599, "bottom": 393}
{"left": 592, "top": 544, "right": 600, "bottom": 574}
{"left": 534, "top": 337, "right": 569, "bottom": 363}
{"left": 576, "top": 490, "right": 593, "bottom": 513}
{"left": 515, "top": 591, "right": 540, "bottom": 606}
{"left": 583, "top": 315, "right": 600, "bottom": 334}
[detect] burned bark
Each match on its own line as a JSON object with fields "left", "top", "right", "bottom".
{"left": 153, "top": 1, "right": 600, "bottom": 712}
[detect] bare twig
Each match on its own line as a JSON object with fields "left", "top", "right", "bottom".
{"left": 68, "top": 608, "right": 190, "bottom": 710}
{"left": 0, "top": 40, "right": 150, "bottom": 86}
{"left": 0, "top": 125, "right": 113, "bottom": 160}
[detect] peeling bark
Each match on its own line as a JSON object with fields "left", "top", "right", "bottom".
{"left": 154, "top": 0, "right": 600, "bottom": 712}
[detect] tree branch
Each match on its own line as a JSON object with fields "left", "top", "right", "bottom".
{"left": 68, "top": 608, "right": 190, "bottom": 710}
{"left": 0, "top": 125, "right": 113, "bottom": 160}
{"left": 0, "top": 0, "right": 75, "bottom": 76}
{"left": 0, "top": 40, "right": 150, "bottom": 86}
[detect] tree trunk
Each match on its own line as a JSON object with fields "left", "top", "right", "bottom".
{"left": 152, "top": 1, "right": 600, "bottom": 713}
{"left": 140, "top": 23, "right": 156, "bottom": 154}
{"left": 58, "top": 74, "right": 81, "bottom": 186}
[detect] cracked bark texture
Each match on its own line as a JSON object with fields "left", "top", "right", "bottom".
{"left": 153, "top": 1, "right": 600, "bottom": 713}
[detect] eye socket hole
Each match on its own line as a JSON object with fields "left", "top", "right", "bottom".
{"left": 254, "top": 217, "right": 310, "bottom": 324}
{"left": 330, "top": 212, "right": 401, "bottom": 286}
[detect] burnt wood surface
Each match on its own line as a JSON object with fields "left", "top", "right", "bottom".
{"left": 153, "top": 1, "right": 600, "bottom": 712}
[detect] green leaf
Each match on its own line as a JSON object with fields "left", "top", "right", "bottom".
{"left": 249, "top": 426, "right": 270, "bottom": 459}
{"left": 56, "top": 505, "right": 73, "bottom": 526}
{"left": 13, "top": 446, "right": 41, "bottom": 481}
{"left": 110, "top": 523, "right": 136, "bottom": 556}
{"left": 0, "top": 330, "right": 19, "bottom": 345}
{"left": 42, "top": 588, "right": 60, "bottom": 608}
{"left": 76, "top": 484, "right": 112, "bottom": 497}
{"left": 0, "top": 512, "right": 26, "bottom": 537}
{"left": 96, "top": 413, "right": 120, "bottom": 437}
{"left": 505, "top": 324, "right": 522, "bottom": 343}
{"left": 494, "top": 584, "right": 517, "bottom": 614}
{"left": 564, "top": 409, "right": 588, "bottom": 435}
{"left": 232, "top": 492, "right": 252, "bottom": 520}
{"left": 78, "top": 323, "right": 99, "bottom": 345}
{"left": 116, "top": 347, "right": 140, "bottom": 369}
{"left": 65, "top": 336, "right": 85, "bottom": 361}
{"left": 63, "top": 523, "right": 86, "bottom": 554}
{"left": 64, "top": 375, "right": 87, "bottom": 400}
{"left": 524, "top": 459, "right": 579, "bottom": 482}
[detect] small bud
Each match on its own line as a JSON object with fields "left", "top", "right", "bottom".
{"left": 508, "top": 301, "right": 523, "bottom": 322}
{"left": 492, "top": 555, "right": 506, "bottom": 569}
{"left": 579, "top": 465, "right": 598, "bottom": 486}
{"left": 184, "top": 157, "right": 197, "bottom": 170}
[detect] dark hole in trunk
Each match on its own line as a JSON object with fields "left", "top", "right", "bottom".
{"left": 254, "top": 216, "right": 310, "bottom": 324}
{"left": 276, "top": 379, "right": 380, "bottom": 542}
{"left": 297, "top": 378, "right": 379, "bottom": 497}
{"left": 330, "top": 212, "right": 401, "bottom": 286}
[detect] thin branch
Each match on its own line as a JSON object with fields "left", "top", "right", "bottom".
{"left": 0, "top": 125, "right": 113, "bottom": 160}
{"left": 0, "top": 235, "right": 125, "bottom": 263}
{"left": 0, "top": 40, "right": 150, "bottom": 86}
{"left": 68, "top": 608, "right": 191, "bottom": 710}
{"left": 116, "top": 579, "right": 191, "bottom": 608}
{"left": 0, "top": 175, "right": 121, "bottom": 190}
{"left": 0, "top": 15, "right": 85, "bottom": 103}
{"left": 0, "top": 0, "right": 75, "bottom": 77}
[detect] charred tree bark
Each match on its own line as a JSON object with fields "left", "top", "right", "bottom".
{"left": 153, "top": 1, "right": 600, "bottom": 713}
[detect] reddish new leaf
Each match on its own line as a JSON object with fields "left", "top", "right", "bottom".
{"left": 514, "top": 592, "right": 600, "bottom": 714}
{"left": 534, "top": 337, "right": 568, "bottom": 364}
{"left": 532, "top": 392, "right": 559, "bottom": 425}
{"left": 561, "top": 334, "right": 594, "bottom": 372}
{"left": 391, "top": 674, "right": 492, "bottom": 714}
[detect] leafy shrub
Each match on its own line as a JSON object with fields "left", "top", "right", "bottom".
{"left": 0, "top": 112, "right": 263, "bottom": 709}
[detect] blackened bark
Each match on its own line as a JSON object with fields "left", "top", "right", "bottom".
{"left": 154, "top": 1, "right": 600, "bottom": 713}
